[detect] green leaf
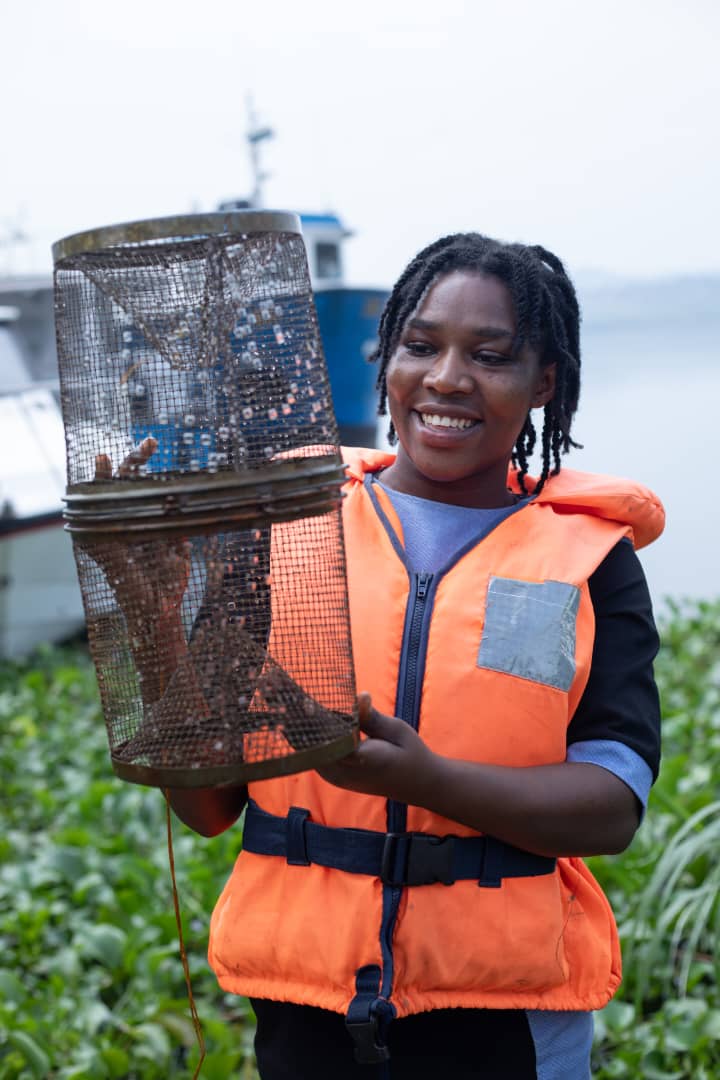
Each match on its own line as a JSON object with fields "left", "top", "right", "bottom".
{"left": 80, "top": 999, "right": 114, "bottom": 1034}
{"left": 157, "top": 1008, "right": 200, "bottom": 1046}
{"left": 83, "top": 924, "right": 128, "bottom": 969}
{"left": 702, "top": 1008, "right": 720, "bottom": 1039}
{"left": 640, "top": 1051, "right": 686, "bottom": 1080}
{"left": 43, "top": 946, "right": 81, "bottom": 980}
{"left": 132, "top": 1021, "right": 172, "bottom": 1062}
{"left": 665, "top": 1021, "right": 702, "bottom": 1052}
{"left": 603, "top": 999, "right": 636, "bottom": 1032}
{"left": 100, "top": 1047, "right": 131, "bottom": 1078}
{"left": 663, "top": 997, "right": 708, "bottom": 1022}
{"left": 48, "top": 846, "right": 87, "bottom": 880}
{"left": 0, "top": 968, "right": 27, "bottom": 1004}
{"left": 191, "top": 1049, "right": 244, "bottom": 1079}
{"left": 6, "top": 1031, "right": 52, "bottom": 1079}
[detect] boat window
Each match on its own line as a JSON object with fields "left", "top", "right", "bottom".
{"left": 315, "top": 242, "right": 341, "bottom": 280}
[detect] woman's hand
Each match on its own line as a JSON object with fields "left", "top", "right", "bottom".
{"left": 317, "top": 693, "right": 438, "bottom": 805}
{"left": 90, "top": 437, "right": 191, "bottom": 624}
{"left": 95, "top": 434, "right": 158, "bottom": 480}
{"left": 86, "top": 437, "right": 191, "bottom": 705}
{"left": 319, "top": 694, "right": 640, "bottom": 858}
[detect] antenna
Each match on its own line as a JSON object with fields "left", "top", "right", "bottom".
{"left": 0, "top": 214, "right": 30, "bottom": 276}
{"left": 246, "top": 95, "right": 274, "bottom": 208}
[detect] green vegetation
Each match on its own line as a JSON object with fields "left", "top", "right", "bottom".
{"left": 590, "top": 598, "right": 720, "bottom": 1078}
{"left": 1, "top": 598, "right": 719, "bottom": 1078}
{"left": 0, "top": 647, "right": 257, "bottom": 1079}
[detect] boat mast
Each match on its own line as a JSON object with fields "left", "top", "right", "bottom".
{"left": 246, "top": 95, "right": 274, "bottom": 209}
{"left": 0, "top": 215, "right": 30, "bottom": 277}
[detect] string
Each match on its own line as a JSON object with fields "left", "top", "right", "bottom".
{"left": 164, "top": 789, "right": 207, "bottom": 1078}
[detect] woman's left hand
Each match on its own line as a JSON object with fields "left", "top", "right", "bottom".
{"left": 317, "top": 693, "right": 437, "bottom": 803}
{"left": 318, "top": 694, "right": 642, "bottom": 858}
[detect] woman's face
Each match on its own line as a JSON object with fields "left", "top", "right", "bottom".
{"left": 383, "top": 270, "right": 556, "bottom": 507}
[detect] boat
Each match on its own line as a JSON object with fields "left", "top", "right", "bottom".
{"left": 0, "top": 294, "right": 86, "bottom": 658}
{"left": 219, "top": 108, "right": 388, "bottom": 447}
{"left": 0, "top": 120, "right": 388, "bottom": 658}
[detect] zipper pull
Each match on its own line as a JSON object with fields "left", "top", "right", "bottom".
{"left": 416, "top": 572, "right": 431, "bottom": 599}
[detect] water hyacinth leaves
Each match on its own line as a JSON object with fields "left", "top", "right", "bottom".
{"left": 628, "top": 801, "right": 720, "bottom": 1001}
{"left": 0, "top": 645, "right": 256, "bottom": 1079}
{"left": 2, "top": 594, "right": 720, "bottom": 1078}
{"left": 589, "top": 597, "right": 720, "bottom": 1078}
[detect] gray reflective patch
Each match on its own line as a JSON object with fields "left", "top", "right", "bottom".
{"left": 477, "top": 577, "right": 580, "bottom": 691}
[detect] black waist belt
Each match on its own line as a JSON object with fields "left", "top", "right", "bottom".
{"left": 243, "top": 800, "right": 556, "bottom": 888}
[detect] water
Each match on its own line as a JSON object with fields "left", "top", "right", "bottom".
{"left": 576, "top": 313, "right": 719, "bottom": 606}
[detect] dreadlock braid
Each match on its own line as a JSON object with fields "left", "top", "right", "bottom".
{"left": 371, "top": 232, "right": 583, "bottom": 494}
{"left": 513, "top": 414, "right": 537, "bottom": 494}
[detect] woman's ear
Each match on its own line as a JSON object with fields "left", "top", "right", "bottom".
{"left": 532, "top": 363, "right": 557, "bottom": 409}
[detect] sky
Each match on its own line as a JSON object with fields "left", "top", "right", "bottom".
{"left": 2, "top": 0, "right": 719, "bottom": 288}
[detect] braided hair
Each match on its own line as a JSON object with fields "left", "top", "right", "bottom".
{"left": 371, "top": 233, "right": 582, "bottom": 494}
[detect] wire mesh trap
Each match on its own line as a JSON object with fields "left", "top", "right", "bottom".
{"left": 53, "top": 211, "right": 358, "bottom": 788}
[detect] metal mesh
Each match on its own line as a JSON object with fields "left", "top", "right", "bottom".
{"left": 53, "top": 213, "right": 358, "bottom": 787}
{"left": 55, "top": 225, "right": 337, "bottom": 480}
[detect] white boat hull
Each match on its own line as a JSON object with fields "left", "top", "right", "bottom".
{"left": 0, "top": 514, "right": 85, "bottom": 659}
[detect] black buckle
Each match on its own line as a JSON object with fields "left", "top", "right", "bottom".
{"left": 381, "top": 832, "right": 456, "bottom": 886}
{"left": 345, "top": 1016, "right": 391, "bottom": 1064}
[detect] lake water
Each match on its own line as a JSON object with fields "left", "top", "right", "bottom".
{"left": 574, "top": 316, "right": 718, "bottom": 606}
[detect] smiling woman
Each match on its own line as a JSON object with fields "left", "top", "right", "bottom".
{"left": 379, "top": 271, "right": 556, "bottom": 506}
{"left": 168, "top": 231, "right": 665, "bottom": 1080}
{"left": 372, "top": 234, "right": 582, "bottom": 498}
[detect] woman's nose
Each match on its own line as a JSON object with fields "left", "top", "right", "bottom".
{"left": 423, "top": 349, "right": 474, "bottom": 394}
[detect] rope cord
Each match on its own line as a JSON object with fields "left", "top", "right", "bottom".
{"left": 164, "top": 790, "right": 206, "bottom": 1078}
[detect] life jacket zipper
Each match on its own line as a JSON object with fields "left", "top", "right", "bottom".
{"left": 401, "top": 572, "right": 432, "bottom": 731}
{"left": 380, "top": 570, "right": 434, "bottom": 1001}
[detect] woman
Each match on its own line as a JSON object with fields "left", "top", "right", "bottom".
{"left": 165, "top": 233, "right": 664, "bottom": 1078}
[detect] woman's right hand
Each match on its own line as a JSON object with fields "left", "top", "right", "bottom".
{"left": 86, "top": 437, "right": 192, "bottom": 708}
{"left": 91, "top": 436, "right": 191, "bottom": 625}
{"left": 94, "top": 434, "right": 159, "bottom": 481}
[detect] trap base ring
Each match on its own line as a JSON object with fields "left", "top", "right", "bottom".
{"left": 111, "top": 729, "right": 358, "bottom": 789}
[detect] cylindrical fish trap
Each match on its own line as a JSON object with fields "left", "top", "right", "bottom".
{"left": 52, "top": 211, "right": 359, "bottom": 788}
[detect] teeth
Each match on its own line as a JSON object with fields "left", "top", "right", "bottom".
{"left": 420, "top": 413, "right": 475, "bottom": 430}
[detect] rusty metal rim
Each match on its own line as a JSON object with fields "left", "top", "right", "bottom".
{"left": 63, "top": 457, "right": 347, "bottom": 535}
{"left": 65, "top": 452, "right": 344, "bottom": 502}
{"left": 64, "top": 479, "right": 343, "bottom": 521}
{"left": 64, "top": 486, "right": 343, "bottom": 531}
{"left": 110, "top": 729, "right": 358, "bottom": 789}
{"left": 65, "top": 490, "right": 343, "bottom": 539}
{"left": 52, "top": 210, "right": 302, "bottom": 264}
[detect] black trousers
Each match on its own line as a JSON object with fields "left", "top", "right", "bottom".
{"left": 251, "top": 999, "right": 537, "bottom": 1079}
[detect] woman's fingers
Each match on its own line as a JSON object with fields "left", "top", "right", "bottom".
{"left": 356, "top": 693, "right": 417, "bottom": 747}
{"left": 94, "top": 436, "right": 158, "bottom": 481}
{"left": 356, "top": 692, "right": 374, "bottom": 728}
{"left": 94, "top": 453, "right": 113, "bottom": 481}
{"left": 117, "top": 436, "right": 158, "bottom": 477}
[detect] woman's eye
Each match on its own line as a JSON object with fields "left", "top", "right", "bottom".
{"left": 404, "top": 341, "right": 434, "bottom": 357}
{"left": 474, "top": 351, "right": 510, "bottom": 365}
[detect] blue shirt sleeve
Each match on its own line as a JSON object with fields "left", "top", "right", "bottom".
{"left": 566, "top": 738, "right": 654, "bottom": 813}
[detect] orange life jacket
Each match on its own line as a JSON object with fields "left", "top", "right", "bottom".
{"left": 208, "top": 448, "right": 664, "bottom": 1021}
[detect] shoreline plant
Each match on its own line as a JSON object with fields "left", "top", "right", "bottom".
{"left": 1, "top": 597, "right": 719, "bottom": 1078}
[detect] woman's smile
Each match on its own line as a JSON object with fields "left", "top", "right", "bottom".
{"left": 380, "top": 270, "right": 556, "bottom": 508}
{"left": 413, "top": 408, "right": 483, "bottom": 443}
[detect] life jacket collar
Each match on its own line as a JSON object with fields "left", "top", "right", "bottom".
{"left": 341, "top": 446, "right": 665, "bottom": 551}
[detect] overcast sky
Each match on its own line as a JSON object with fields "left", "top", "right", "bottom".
{"left": 2, "top": 0, "right": 718, "bottom": 286}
